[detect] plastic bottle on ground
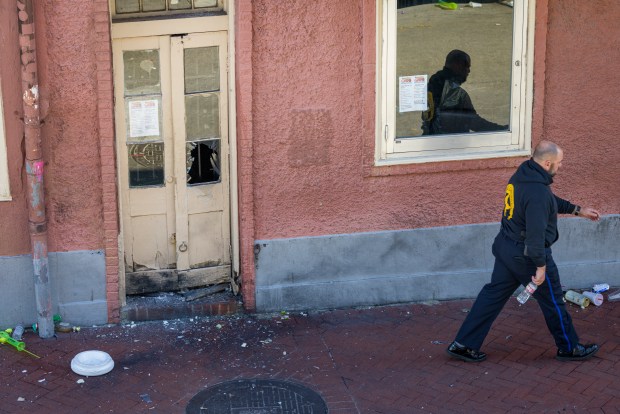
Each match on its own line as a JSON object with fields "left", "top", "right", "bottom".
{"left": 12, "top": 325, "right": 24, "bottom": 341}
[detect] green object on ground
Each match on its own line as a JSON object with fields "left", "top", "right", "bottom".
{"left": 0, "top": 331, "right": 40, "bottom": 358}
{"left": 1, "top": 330, "right": 26, "bottom": 352}
{"left": 437, "top": 1, "right": 458, "bottom": 10}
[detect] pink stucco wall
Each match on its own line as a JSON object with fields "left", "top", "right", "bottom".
{"left": 37, "top": 0, "right": 119, "bottom": 320}
{"left": 36, "top": 1, "right": 106, "bottom": 253}
{"left": 248, "top": 0, "right": 619, "bottom": 236}
{"left": 0, "top": 1, "right": 104, "bottom": 255}
{"left": 542, "top": 1, "right": 620, "bottom": 209}
{"left": 0, "top": 1, "right": 119, "bottom": 320}
{"left": 0, "top": 1, "right": 30, "bottom": 255}
{"left": 246, "top": 1, "right": 519, "bottom": 239}
{"left": 236, "top": 0, "right": 620, "bottom": 308}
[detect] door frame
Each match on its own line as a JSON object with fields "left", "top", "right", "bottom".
{"left": 111, "top": 9, "right": 239, "bottom": 306}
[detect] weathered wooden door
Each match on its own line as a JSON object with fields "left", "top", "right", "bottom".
{"left": 113, "top": 32, "right": 230, "bottom": 294}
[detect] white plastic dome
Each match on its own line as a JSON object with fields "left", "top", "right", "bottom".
{"left": 71, "top": 350, "right": 114, "bottom": 377}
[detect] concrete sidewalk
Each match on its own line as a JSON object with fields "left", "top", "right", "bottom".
{"left": 1, "top": 296, "right": 619, "bottom": 413}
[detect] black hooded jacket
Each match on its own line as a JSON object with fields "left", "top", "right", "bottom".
{"left": 500, "top": 159, "right": 578, "bottom": 267}
{"left": 422, "top": 67, "right": 505, "bottom": 135}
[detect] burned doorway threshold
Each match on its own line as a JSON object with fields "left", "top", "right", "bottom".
{"left": 121, "top": 285, "right": 243, "bottom": 322}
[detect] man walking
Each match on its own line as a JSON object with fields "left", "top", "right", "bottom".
{"left": 447, "top": 141, "right": 601, "bottom": 362}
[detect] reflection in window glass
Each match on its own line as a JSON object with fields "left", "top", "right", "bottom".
{"left": 123, "top": 50, "right": 161, "bottom": 96}
{"left": 116, "top": 0, "right": 140, "bottom": 13}
{"left": 186, "top": 140, "right": 220, "bottom": 185}
{"left": 396, "top": 2, "right": 513, "bottom": 138}
{"left": 128, "top": 143, "right": 165, "bottom": 187}
{"left": 184, "top": 47, "right": 220, "bottom": 93}
{"left": 185, "top": 93, "right": 219, "bottom": 140}
{"left": 169, "top": 0, "right": 192, "bottom": 10}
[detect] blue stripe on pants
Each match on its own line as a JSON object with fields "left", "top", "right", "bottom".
{"left": 544, "top": 275, "right": 572, "bottom": 352}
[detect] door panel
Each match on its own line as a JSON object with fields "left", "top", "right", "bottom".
{"left": 114, "top": 31, "right": 230, "bottom": 293}
{"left": 129, "top": 188, "right": 167, "bottom": 216}
{"left": 171, "top": 32, "right": 230, "bottom": 272}
{"left": 130, "top": 215, "right": 171, "bottom": 270}
{"left": 114, "top": 36, "right": 175, "bottom": 275}
{"left": 188, "top": 212, "right": 225, "bottom": 268}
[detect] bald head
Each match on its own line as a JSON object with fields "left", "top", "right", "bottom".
{"left": 533, "top": 140, "right": 561, "bottom": 162}
{"left": 532, "top": 140, "right": 564, "bottom": 177}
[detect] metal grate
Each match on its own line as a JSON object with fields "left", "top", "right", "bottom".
{"left": 186, "top": 379, "right": 328, "bottom": 414}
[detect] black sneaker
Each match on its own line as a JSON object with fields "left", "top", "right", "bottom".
{"left": 556, "top": 343, "right": 599, "bottom": 361}
{"left": 446, "top": 341, "right": 487, "bottom": 362}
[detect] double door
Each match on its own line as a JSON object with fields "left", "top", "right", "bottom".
{"left": 113, "top": 32, "right": 230, "bottom": 294}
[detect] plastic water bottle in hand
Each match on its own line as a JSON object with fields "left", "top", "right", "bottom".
{"left": 517, "top": 282, "right": 537, "bottom": 304}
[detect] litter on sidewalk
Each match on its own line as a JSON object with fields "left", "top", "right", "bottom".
{"left": 71, "top": 350, "right": 114, "bottom": 377}
{"left": 608, "top": 289, "right": 620, "bottom": 301}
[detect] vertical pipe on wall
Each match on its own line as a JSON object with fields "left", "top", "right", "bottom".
{"left": 17, "top": 0, "right": 53, "bottom": 338}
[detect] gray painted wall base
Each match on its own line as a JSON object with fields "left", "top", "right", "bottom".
{"left": 255, "top": 215, "right": 620, "bottom": 312}
{"left": 0, "top": 250, "right": 107, "bottom": 327}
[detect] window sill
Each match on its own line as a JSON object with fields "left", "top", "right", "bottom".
{"left": 366, "top": 149, "right": 530, "bottom": 177}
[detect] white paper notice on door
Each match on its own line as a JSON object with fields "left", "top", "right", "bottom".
{"left": 129, "top": 99, "right": 160, "bottom": 138}
{"left": 399, "top": 75, "right": 427, "bottom": 113}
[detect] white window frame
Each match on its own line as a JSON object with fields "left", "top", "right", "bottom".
{"left": 0, "top": 78, "right": 11, "bottom": 201}
{"left": 110, "top": 0, "right": 227, "bottom": 20}
{"left": 376, "top": 0, "right": 535, "bottom": 165}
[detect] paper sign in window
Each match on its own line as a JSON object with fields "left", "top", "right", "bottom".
{"left": 399, "top": 75, "right": 427, "bottom": 113}
{"left": 129, "top": 100, "right": 160, "bottom": 138}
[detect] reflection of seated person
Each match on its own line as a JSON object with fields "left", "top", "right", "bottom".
{"left": 422, "top": 49, "right": 508, "bottom": 135}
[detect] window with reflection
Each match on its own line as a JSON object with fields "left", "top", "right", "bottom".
{"left": 379, "top": 0, "right": 533, "bottom": 163}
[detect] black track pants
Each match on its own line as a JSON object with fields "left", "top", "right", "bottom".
{"left": 454, "top": 231, "right": 579, "bottom": 352}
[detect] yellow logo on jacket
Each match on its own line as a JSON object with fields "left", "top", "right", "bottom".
{"left": 504, "top": 184, "right": 514, "bottom": 219}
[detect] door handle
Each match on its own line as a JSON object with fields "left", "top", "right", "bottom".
{"left": 178, "top": 242, "right": 188, "bottom": 252}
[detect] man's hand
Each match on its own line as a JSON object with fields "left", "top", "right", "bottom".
{"left": 579, "top": 207, "right": 601, "bottom": 221}
{"left": 532, "top": 266, "right": 546, "bottom": 286}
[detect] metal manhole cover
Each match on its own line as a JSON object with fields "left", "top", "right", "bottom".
{"left": 186, "top": 379, "right": 328, "bottom": 414}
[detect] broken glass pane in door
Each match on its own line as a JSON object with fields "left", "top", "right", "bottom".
{"left": 186, "top": 140, "right": 220, "bottom": 184}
